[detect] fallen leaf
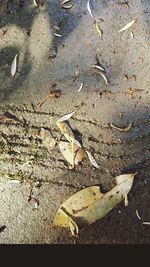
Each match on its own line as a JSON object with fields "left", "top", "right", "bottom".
{"left": 142, "top": 222, "right": 150, "bottom": 225}
{"left": 136, "top": 209, "right": 142, "bottom": 220}
{"left": 78, "top": 82, "right": 84, "bottom": 92}
{"left": 58, "top": 141, "right": 80, "bottom": 166}
{"left": 86, "top": 150, "right": 100, "bottom": 169}
{"left": 57, "top": 121, "right": 81, "bottom": 147}
{"left": 124, "top": 195, "right": 129, "bottom": 206}
{"left": 11, "top": 54, "right": 18, "bottom": 77}
{"left": 54, "top": 33, "right": 62, "bottom": 37}
{"left": 57, "top": 111, "right": 76, "bottom": 123}
{"left": 33, "top": 0, "right": 38, "bottom": 7}
{"left": 110, "top": 122, "right": 132, "bottom": 132}
{"left": 39, "top": 128, "right": 56, "bottom": 149}
{"left": 87, "top": 0, "right": 95, "bottom": 19}
{"left": 74, "top": 148, "right": 87, "bottom": 165}
{"left": 99, "top": 70, "right": 108, "bottom": 85}
{"left": 62, "top": 4, "right": 73, "bottom": 9}
{"left": 96, "top": 22, "right": 103, "bottom": 38}
{"left": 118, "top": 19, "right": 136, "bottom": 32}
{"left": 130, "top": 31, "right": 134, "bottom": 39}
{"left": 92, "top": 64, "right": 105, "bottom": 72}
{"left": 53, "top": 173, "right": 136, "bottom": 233}
{"left": 62, "top": 0, "right": 71, "bottom": 4}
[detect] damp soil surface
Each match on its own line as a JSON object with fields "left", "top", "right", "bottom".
{"left": 0, "top": 0, "right": 150, "bottom": 244}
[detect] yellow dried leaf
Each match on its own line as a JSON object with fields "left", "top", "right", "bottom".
{"left": 53, "top": 173, "right": 136, "bottom": 231}
{"left": 96, "top": 22, "right": 103, "bottom": 38}
{"left": 58, "top": 141, "right": 79, "bottom": 166}
{"left": 57, "top": 121, "right": 81, "bottom": 147}
{"left": 74, "top": 148, "right": 87, "bottom": 165}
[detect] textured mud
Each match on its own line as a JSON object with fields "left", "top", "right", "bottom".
{"left": 0, "top": 0, "right": 150, "bottom": 244}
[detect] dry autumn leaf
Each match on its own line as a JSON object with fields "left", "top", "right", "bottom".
{"left": 75, "top": 148, "right": 87, "bottom": 165}
{"left": 58, "top": 141, "right": 80, "bottom": 166}
{"left": 53, "top": 173, "right": 136, "bottom": 235}
{"left": 56, "top": 121, "right": 81, "bottom": 147}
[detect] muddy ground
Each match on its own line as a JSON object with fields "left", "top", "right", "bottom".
{"left": 0, "top": 0, "right": 150, "bottom": 244}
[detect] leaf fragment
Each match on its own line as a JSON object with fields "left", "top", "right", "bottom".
{"left": 136, "top": 209, "right": 142, "bottom": 220}
{"left": 142, "top": 222, "right": 150, "bottom": 225}
{"left": 57, "top": 121, "right": 82, "bottom": 148}
{"left": 59, "top": 207, "right": 79, "bottom": 237}
{"left": 58, "top": 141, "right": 80, "bottom": 166}
{"left": 91, "top": 64, "right": 105, "bottom": 72}
{"left": 53, "top": 173, "right": 136, "bottom": 232}
{"left": 78, "top": 82, "right": 84, "bottom": 92}
{"left": 57, "top": 111, "right": 76, "bottom": 123}
{"left": 130, "top": 31, "right": 134, "bottom": 39}
{"left": 62, "top": 4, "right": 73, "bottom": 9}
{"left": 74, "top": 148, "right": 87, "bottom": 165}
{"left": 33, "top": 0, "right": 38, "bottom": 7}
{"left": 118, "top": 19, "right": 136, "bottom": 32}
{"left": 87, "top": 0, "right": 95, "bottom": 19}
{"left": 11, "top": 54, "right": 18, "bottom": 77}
{"left": 99, "top": 70, "right": 108, "bottom": 85}
{"left": 96, "top": 22, "right": 103, "bottom": 38}
{"left": 124, "top": 195, "right": 129, "bottom": 206}
{"left": 86, "top": 150, "right": 100, "bottom": 169}
{"left": 110, "top": 122, "right": 132, "bottom": 132}
{"left": 54, "top": 33, "right": 62, "bottom": 37}
{"left": 62, "top": 0, "right": 70, "bottom": 4}
{"left": 69, "top": 219, "right": 79, "bottom": 237}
